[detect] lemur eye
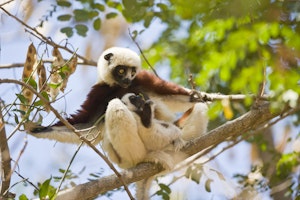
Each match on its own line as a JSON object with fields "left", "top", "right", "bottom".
{"left": 118, "top": 68, "right": 125, "bottom": 74}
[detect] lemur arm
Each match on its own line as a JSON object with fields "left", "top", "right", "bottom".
{"left": 134, "top": 70, "right": 196, "bottom": 113}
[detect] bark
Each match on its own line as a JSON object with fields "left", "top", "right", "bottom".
{"left": 55, "top": 102, "right": 280, "bottom": 200}
{"left": 0, "top": 104, "right": 11, "bottom": 197}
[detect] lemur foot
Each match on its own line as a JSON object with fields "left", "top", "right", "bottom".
{"left": 189, "top": 90, "right": 204, "bottom": 102}
{"left": 172, "top": 138, "right": 187, "bottom": 151}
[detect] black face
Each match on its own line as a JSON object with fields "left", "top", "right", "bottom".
{"left": 112, "top": 65, "right": 137, "bottom": 88}
{"left": 127, "top": 94, "right": 152, "bottom": 128}
{"left": 129, "top": 94, "right": 145, "bottom": 111}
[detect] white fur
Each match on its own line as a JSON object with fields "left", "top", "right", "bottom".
{"left": 103, "top": 98, "right": 147, "bottom": 168}
{"left": 103, "top": 94, "right": 186, "bottom": 170}
{"left": 28, "top": 123, "right": 104, "bottom": 144}
{"left": 97, "top": 47, "right": 141, "bottom": 86}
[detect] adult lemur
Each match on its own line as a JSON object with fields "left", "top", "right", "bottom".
{"left": 104, "top": 93, "right": 208, "bottom": 200}
{"left": 29, "top": 47, "right": 207, "bottom": 143}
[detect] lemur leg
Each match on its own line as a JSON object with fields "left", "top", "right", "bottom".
{"left": 104, "top": 98, "right": 147, "bottom": 168}
{"left": 176, "top": 103, "right": 209, "bottom": 140}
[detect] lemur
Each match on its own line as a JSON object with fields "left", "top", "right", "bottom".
{"left": 28, "top": 47, "right": 208, "bottom": 144}
{"left": 103, "top": 93, "right": 208, "bottom": 200}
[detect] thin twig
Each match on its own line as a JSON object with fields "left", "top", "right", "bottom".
{"left": 0, "top": 60, "right": 96, "bottom": 69}
{"left": 254, "top": 65, "right": 267, "bottom": 107}
{"left": 128, "top": 28, "right": 159, "bottom": 77}
{"left": 188, "top": 74, "right": 203, "bottom": 101}
{"left": 56, "top": 142, "right": 84, "bottom": 194}
{"left": 14, "top": 170, "right": 39, "bottom": 191}
{"left": 0, "top": 78, "right": 134, "bottom": 200}
{"left": 0, "top": 0, "right": 13, "bottom": 7}
{"left": 7, "top": 137, "right": 28, "bottom": 182}
{"left": 0, "top": 5, "right": 97, "bottom": 66}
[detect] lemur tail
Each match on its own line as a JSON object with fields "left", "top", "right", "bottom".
{"left": 136, "top": 176, "right": 155, "bottom": 200}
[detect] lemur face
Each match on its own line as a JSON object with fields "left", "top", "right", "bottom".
{"left": 97, "top": 47, "right": 141, "bottom": 87}
{"left": 122, "top": 93, "right": 145, "bottom": 112}
{"left": 111, "top": 65, "right": 137, "bottom": 88}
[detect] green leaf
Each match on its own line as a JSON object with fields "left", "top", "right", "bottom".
{"left": 93, "top": 18, "right": 101, "bottom": 30}
{"left": 39, "top": 178, "right": 52, "bottom": 199}
{"left": 12, "top": 109, "right": 26, "bottom": 116}
{"left": 157, "top": 3, "right": 168, "bottom": 11}
{"left": 19, "top": 194, "right": 28, "bottom": 200}
{"left": 59, "top": 168, "right": 67, "bottom": 173}
{"left": 107, "top": 1, "right": 121, "bottom": 9}
{"left": 57, "top": 14, "right": 72, "bottom": 21}
{"left": 59, "top": 71, "right": 66, "bottom": 79}
{"left": 60, "top": 27, "right": 73, "bottom": 37}
{"left": 24, "top": 77, "right": 37, "bottom": 90}
{"left": 88, "top": 10, "right": 98, "bottom": 19}
{"left": 106, "top": 12, "right": 118, "bottom": 19}
{"left": 60, "top": 65, "right": 70, "bottom": 73}
{"left": 48, "top": 82, "right": 61, "bottom": 89}
{"left": 158, "top": 183, "right": 171, "bottom": 194}
{"left": 33, "top": 100, "right": 44, "bottom": 107}
{"left": 74, "top": 9, "right": 89, "bottom": 21}
{"left": 14, "top": 113, "right": 19, "bottom": 124}
{"left": 75, "top": 24, "right": 88, "bottom": 37}
{"left": 16, "top": 94, "right": 27, "bottom": 104}
{"left": 56, "top": 0, "right": 71, "bottom": 7}
{"left": 40, "top": 91, "right": 50, "bottom": 101}
{"left": 93, "top": 3, "right": 105, "bottom": 11}
{"left": 276, "top": 152, "right": 299, "bottom": 178}
{"left": 156, "top": 190, "right": 170, "bottom": 200}
{"left": 144, "top": 12, "right": 154, "bottom": 27}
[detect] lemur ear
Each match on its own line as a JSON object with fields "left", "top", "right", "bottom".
{"left": 104, "top": 53, "right": 113, "bottom": 61}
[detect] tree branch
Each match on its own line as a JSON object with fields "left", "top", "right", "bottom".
{"left": 55, "top": 102, "right": 295, "bottom": 200}
{"left": 56, "top": 163, "right": 164, "bottom": 200}
{"left": 0, "top": 102, "right": 11, "bottom": 197}
{"left": 198, "top": 91, "right": 269, "bottom": 102}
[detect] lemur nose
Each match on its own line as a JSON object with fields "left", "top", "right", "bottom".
{"left": 123, "top": 78, "right": 131, "bottom": 85}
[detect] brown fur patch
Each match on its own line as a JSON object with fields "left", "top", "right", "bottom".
{"left": 54, "top": 70, "right": 190, "bottom": 126}
{"left": 174, "top": 106, "right": 194, "bottom": 128}
{"left": 134, "top": 71, "right": 190, "bottom": 95}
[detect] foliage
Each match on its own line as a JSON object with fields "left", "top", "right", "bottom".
{"left": 51, "top": 0, "right": 300, "bottom": 106}
{"left": 155, "top": 183, "right": 171, "bottom": 200}
{"left": 49, "top": 0, "right": 300, "bottom": 198}
{"left": 1, "top": 0, "right": 300, "bottom": 199}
